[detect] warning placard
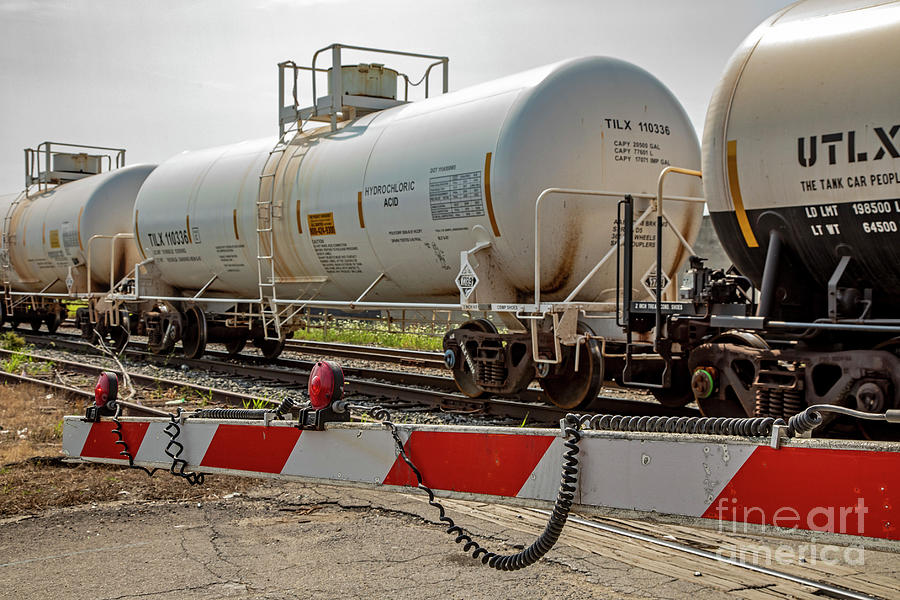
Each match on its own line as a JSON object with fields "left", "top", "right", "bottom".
{"left": 307, "top": 212, "right": 336, "bottom": 236}
{"left": 456, "top": 262, "right": 479, "bottom": 300}
{"left": 641, "top": 264, "right": 671, "bottom": 299}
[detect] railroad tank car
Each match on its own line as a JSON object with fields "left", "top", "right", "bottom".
{"left": 702, "top": 0, "right": 900, "bottom": 320}
{"left": 133, "top": 57, "right": 702, "bottom": 306}
{"left": 662, "top": 0, "right": 900, "bottom": 431}
{"left": 0, "top": 163, "right": 155, "bottom": 330}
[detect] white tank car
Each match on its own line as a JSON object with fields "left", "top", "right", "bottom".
{"left": 702, "top": 0, "right": 900, "bottom": 315}
{"left": 133, "top": 57, "right": 702, "bottom": 305}
{"left": 0, "top": 163, "right": 155, "bottom": 294}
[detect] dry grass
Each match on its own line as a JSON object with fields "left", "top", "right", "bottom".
{"left": 0, "top": 383, "right": 259, "bottom": 517}
{"left": 0, "top": 383, "right": 73, "bottom": 466}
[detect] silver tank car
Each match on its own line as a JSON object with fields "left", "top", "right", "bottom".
{"left": 702, "top": 0, "right": 900, "bottom": 319}
{"left": 133, "top": 57, "right": 703, "bottom": 305}
{"left": 0, "top": 163, "right": 154, "bottom": 295}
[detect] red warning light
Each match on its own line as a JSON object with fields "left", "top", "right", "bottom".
{"left": 94, "top": 371, "right": 119, "bottom": 407}
{"left": 308, "top": 361, "right": 344, "bottom": 409}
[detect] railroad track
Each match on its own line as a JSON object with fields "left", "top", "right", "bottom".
{"left": 14, "top": 330, "right": 700, "bottom": 423}
{"left": 0, "top": 348, "right": 278, "bottom": 411}
{"left": 430, "top": 496, "right": 888, "bottom": 600}
{"left": 285, "top": 338, "right": 446, "bottom": 368}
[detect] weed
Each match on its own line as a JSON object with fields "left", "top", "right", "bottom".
{"left": 241, "top": 397, "right": 270, "bottom": 410}
{"left": 2, "top": 352, "right": 29, "bottom": 373}
{"left": 196, "top": 388, "right": 212, "bottom": 407}
{"left": 25, "top": 360, "right": 52, "bottom": 375}
{"left": 0, "top": 332, "right": 25, "bottom": 351}
{"left": 293, "top": 318, "right": 444, "bottom": 351}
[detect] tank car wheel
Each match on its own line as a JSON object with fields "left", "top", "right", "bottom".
{"left": 224, "top": 335, "right": 247, "bottom": 356}
{"left": 30, "top": 315, "right": 43, "bottom": 332}
{"left": 149, "top": 337, "right": 176, "bottom": 355}
{"left": 541, "top": 322, "right": 604, "bottom": 410}
{"left": 449, "top": 319, "right": 496, "bottom": 398}
{"left": 695, "top": 331, "right": 768, "bottom": 417}
{"left": 849, "top": 338, "right": 900, "bottom": 440}
{"left": 10, "top": 318, "right": 21, "bottom": 331}
{"left": 651, "top": 363, "right": 694, "bottom": 408}
{"left": 181, "top": 307, "right": 207, "bottom": 360}
{"left": 44, "top": 311, "right": 62, "bottom": 334}
{"left": 253, "top": 336, "right": 285, "bottom": 361}
{"left": 107, "top": 312, "right": 130, "bottom": 354}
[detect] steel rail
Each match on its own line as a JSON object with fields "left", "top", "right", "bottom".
{"left": 542, "top": 511, "right": 878, "bottom": 600}
{"left": 20, "top": 330, "right": 700, "bottom": 422}
{"left": 284, "top": 338, "right": 445, "bottom": 367}
{"left": 0, "top": 348, "right": 276, "bottom": 410}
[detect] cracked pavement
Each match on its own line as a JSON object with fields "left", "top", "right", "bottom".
{"left": 0, "top": 481, "right": 893, "bottom": 599}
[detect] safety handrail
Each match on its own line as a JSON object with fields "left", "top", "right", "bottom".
{"left": 532, "top": 187, "right": 704, "bottom": 309}
{"left": 24, "top": 141, "right": 126, "bottom": 194}
{"left": 310, "top": 43, "right": 448, "bottom": 113}
{"left": 652, "top": 167, "right": 702, "bottom": 351}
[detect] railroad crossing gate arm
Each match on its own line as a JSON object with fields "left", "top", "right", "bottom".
{"left": 61, "top": 417, "right": 900, "bottom": 550}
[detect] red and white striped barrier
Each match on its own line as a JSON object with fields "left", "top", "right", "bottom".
{"left": 62, "top": 417, "right": 900, "bottom": 548}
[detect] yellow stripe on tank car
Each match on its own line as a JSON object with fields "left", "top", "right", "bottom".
{"left": 484, "top": 152, "right": 501, "bottom": 237}
{"left": 186, "top": 215, "right": 192, "bottom": 244}
{"left": 77, "top": 207, "right": 84, "bottom": 251}
{"left": 233, "top": 209, "right": 240, "bottom": 240}
{"left": 134, "top": 210, "right": 146, "bottom": 259}
{"left": 726, "top": 140, "right": 759, "bottom": 248}
{"left": 296, "top": 198, "right": 303, "bottom": 234}
{"left": 357, "top": 191, "right": 365, "bottom": 228}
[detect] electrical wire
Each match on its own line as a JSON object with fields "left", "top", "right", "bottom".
{"left": 356, "top": 404, "right": 583, "bottom": 571}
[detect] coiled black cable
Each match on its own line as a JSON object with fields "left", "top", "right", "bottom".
{"left": 111, "top": 405, "right": 158, "bottom": 477}
{"left": 788, "top": 404, "right": 900, "bottom": 436}
{"left": 194, "top": 408, "right": 272, "bottom": 420}
{"left": 574, "top": 413, "right": 784, "bottom": 437}
{"left": 787, "top": 409, "right": 823, "bottom": 436}
{"left": 274, "top": 397, "right": 296, "bottom": 419}
{"left": 363, "top": 405, "right": 582, "bottom": 571}
{"left": 163, "top": 410, "right": 205, "bottom": 486}
{"left": 194, "top": 399, "right": 295, "bottom": 421}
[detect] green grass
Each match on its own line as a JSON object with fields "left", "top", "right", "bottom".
{"left": 0, "top": 332, "right": 25, "bottom": 351}
{"left": 292, "top": 319, "right": 443, "bottom": 351}
{"left": 242, "top": 397, "right": 271, "bottom": 410}
{"left": 65, "top": 301, "right": 88, "bottom": 320}
{"left": 0, "top": 332, "right": 53, "bottom": 374}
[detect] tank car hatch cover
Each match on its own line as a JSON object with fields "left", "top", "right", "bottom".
{"left": 456, "top": 255, "right": 479, "bottom": 301}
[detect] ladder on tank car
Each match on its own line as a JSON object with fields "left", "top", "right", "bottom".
{"left": 255, "top": 135, "right": 324, "bottom": 341}
{"left": 0, "top": 195, "right": 23, "bottom": 316}
{"left": 256, "top": 142, "right": 287, "bottom": 340}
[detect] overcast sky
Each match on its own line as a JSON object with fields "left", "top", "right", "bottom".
{"left": 0, "top": 0, "right": 795, "bottom": 192}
